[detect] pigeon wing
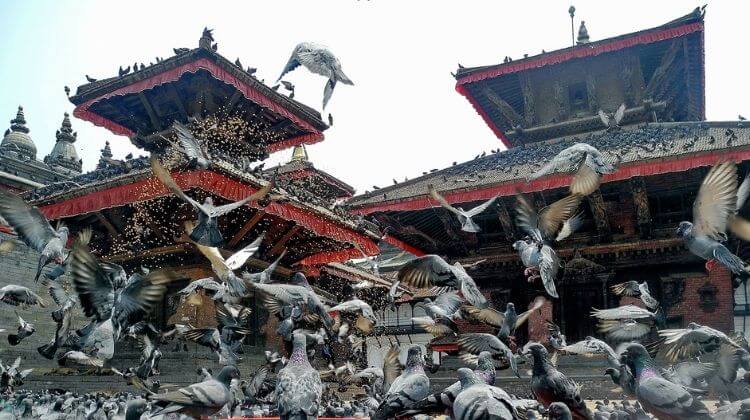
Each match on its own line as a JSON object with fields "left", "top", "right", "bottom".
{"left": 171, "top": 121, "right": 205, "bottom": 160}
{"left": 464, "top": 195, "right": 499, "bottom": 217}
{"left": 150, "top": 157, "right": 206, "bottom": 213}
{"left": 70, "top": 243, "right": 114, "bottom": 321}
{"left": 397, "top": 254, "right": 455, "bottom": 289}
{"left": 693, "top": 161, "right": 738, "bottom": 240}
{"left": 598, "top": 110, "right": 610, "bottom": 127}
{"left": 210, "top": 180, "right": 274, "bottom": 217}
{"left": 224, "top": 234, "right": 264, "bottom": 271}
{"left": 0, "top": 190, "right": 57, "bottom": 252}
{"left": 429, "top": 185, "right": 463, "bottom": 217}
{"left": 538, "top": 195, "right": 582, "bottom": 239}
{"left": 461, "top": 305, "right": 505, "bottom": 328}
{"left": 114, "top": 271, "right": 173, "bottom": 328}
{"left": 570, "top": 163, "right": 601, "bottom": 196}
{"left": 515, "top": 296, "right": 546, "bottom": 329}
{"left": 383, "top": 346, "right": 402, "bottom": 393}
{"left": 613, "top": 103, "right": 626, "bottom": 125}
{"left": 539, "top": 245, "right": 560, "bottom": 298}
{"left": 555, "top": 213, "right": 584, "bottom": 241}
{"left": 610, "top": 281, "right": 641, "bottom": 297}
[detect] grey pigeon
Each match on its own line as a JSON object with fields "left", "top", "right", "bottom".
{"left": 429, "top": 184, "right": 497, "bottom": 232}
{"left": 149, "top": 365, "right": 239, "bottom": 417}
{"left": 463, "top": 296, "right": 545, "bottom": 342}
{"left": 524, "top": 342, "right": 593, "bottom": 419}
{"left": 124, "top": 399, "right": 147, "bottom": 420}
{"left": 276, "top": 332, "right": 323, "bottom": 420}
{"left": 169, "top": 120, "right": 210, "bottom": 169}
{"left": 397, "top": 254, "right": 487, "bottom": 308}
{"left": 610, "top": 281, "right": 659, "bottom": 310}
{"left": 7, "top": 313, "right": 34, "bottom": 346}
{"left": 251, "top": 274, "right": 334, "bottom": 331}
{"left": 177, "top": 277, "right": 228, "bottom": 301}
{"left": 277, "top": 42, "right": 353, "bottom": 108}
{"left": 452, "top": 368, "right": 517, "bottom": 420}
{"left": 373, "top": 345, "right": 430, "bottom": 420}
{"left": 659, "top": 322, "right": 741, "bottom": 362}
{"left": 411, "top": 292, "right": 462, "bottom": 337}
{"left": 527, "top": 143, "right": 615, "bottom": 196}
{"left": 0, "top": 190, "right": 70, "bottom": 282}
{"left": 546, "top": 320, "right": 567, "bottom": 350}
{"left": 677, "top": 161, "right": 750, "bottom": 275}
{"left": 0, "top": 285, "right": 46, "bottom": 307}
{"left": 548, "top": 402, "right": 574, "bottom": 419}
{"left": 38, "top": 280, "right": 78, "bottom": 359}
{"left": 621, "top": 343, "right": 711, "bottom": 419}
{"left": 151, "top": 157, "right": 273, "bottom": 247}
{"left": 193, "top": 234, "right": 265, "bottom": 296}
{"left": 458, "top": 333, "right": 520, "bottom": 378}
{"left": 590, "top": 305, "right": 657, "bottom": 341}
{"left": 598, "top": 103, "right": 626, "bottom": 130}
{"left": 241, "top": 249, "right": 286, "bottom": 285}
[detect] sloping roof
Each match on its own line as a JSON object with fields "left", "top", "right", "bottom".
{"left": 271, "top": 159, "right": 356, "bottom": 197}
{"left": 347, "top": 121, "right": 750, "bottom": 213}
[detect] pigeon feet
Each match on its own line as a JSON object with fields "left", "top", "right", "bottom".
{"left": 705, "top": 259, "right": 719, "bottom": 272}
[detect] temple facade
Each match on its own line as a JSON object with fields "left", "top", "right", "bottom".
{"left": 348, "top": 9, "right": 748, "bottom": 348}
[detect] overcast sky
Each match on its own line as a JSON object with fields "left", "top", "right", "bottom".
{"left": 1, "top": 1, "right": 747, "bottom": 194}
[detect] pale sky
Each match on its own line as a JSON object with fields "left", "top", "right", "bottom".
{"left": 1, "top": 0, "right": 747, "bottom": 194}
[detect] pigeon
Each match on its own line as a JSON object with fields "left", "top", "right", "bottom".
{"left": 177, "top": 277, "right": 229, "bottom": 301}
{"left": 124, "top": 399, "right": 148, "bottom": 420}
{"left": 276, "top": 332, "right": 323, "bottom": 420}
{"left": 168, "top": 120, "right": 210, "bottom": 169}
{"left": 0, "top": 285, "right": 46, "bottom": 307}
{"left": 524, "top": 342, "right": 593, "bottom": 420}
{"left": 330, "top": 298, "right": 378, "bottom": 338}
{"left": 598, "top": 104, "right": 626, "bottom": 130}
{"left": 85, "top": 75, "right": 97, "bottom": 82}
{"left": 546, "top": 320, "right": 567, "bottom": 350}
{"left": 0, "top": 190, "right": 70, "bottom": 282}
{"left": 709, "top": 342, "right": 750, "bottom": 400}
{"left": 70, "top": 241, "right": 174, "bottom": 339}
{"left": 457, "top": 333, "right": 520, "bottom": 378}
{"left": 561, "top": 337, "right": 619, "bottom": 368}
{"left": 408, "top": 351, "right": 497, "bottom": 415}
{"left": 462, "top": 296, "right": 546, "bottom": 342}
{"left": 451, "top": 368, "right": 517, "bottom": 420}
{"left": 621, "top": 343, "right": 711, "bottom": 419}
{"left": 610, "top": 281, "right": 659, "bottom": 310}
{"left": 590, "top": 305, "right": 658, "bottom": 341}
{"left": 548, "top": 402, "right": 574, "bottom": 419}
{"left": 192, "top": 233, "right": 265, "bottom": 297}
{"left": 373, "top": 345, "right": 430, "bottom": 420}
{"left": 57, "top": 351, "right": 105, "bottom": 368}
{"left": 241, "top": 249, "right": 286, "bottom": 285}
{"left": 328, "top": 113, "right": 333, "bottom": 126}
{"left": 184, "top": 304, "right": 252, "bottom": 365}
{"left": 118, "top": 65, "right": 131, "bottom": 76}
{"left": 527, "top": 143, "right": 615, "bottom": 196}
{"left": 658, "top": 322, "right": 740, "bottom": 362}
{"left": 411, "top": 292, "right": 462, "bottom": 338}
{"left": 151, "top": 157, "right": 274, "bottom": 247}
{"left": 38, "top": 280, "right": 78, "bottom": 359}
{"left": 677, "top": 161, "right": 750, "bottom": 274}
{"left": 277, "top": 42, "right": 354, "bottom": 108}
{"left": 250, "top": 274, "right": 334, "bottom": 331}
{"left": 429, "top": 185, "right": 498, "bottom": 232}
{"left": 149, "top": 365, "right": 240, "bottom": 418}
{"left": 397, "top": 254, "right": 487, "bottom": 308}
{"left": 7, "top": 314, "right": 35, "bottom": 346}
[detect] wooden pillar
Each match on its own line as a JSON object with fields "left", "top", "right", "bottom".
{"left": 630, "top": 177, "right": 652, "bottom": 239}
{"left": 587, "top": 191, "right": 611, "bottom": 241}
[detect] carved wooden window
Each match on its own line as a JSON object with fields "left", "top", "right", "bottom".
{"left": 648, "top": 189, "right": 694, "bottom": 227}
{"left": 568, "top": 81, "right": 589, "bottom": 117}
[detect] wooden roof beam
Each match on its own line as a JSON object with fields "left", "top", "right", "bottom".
{"left": 434, "top": 209, "right": 471, "bottom": 254}
{"left": 268, "top": 225, "right": 302, "bottom": 257}
{"left": 95, "top": 211, "right": 126, "bottom": 244}
{"left": 227, "top": 210, "right": 266, "bottom": 248}
{"left": 138, "top": 92, "right": 162, "bottom": 131}
{"left": 168, "top": 84, "right": 189, "bottom": 121}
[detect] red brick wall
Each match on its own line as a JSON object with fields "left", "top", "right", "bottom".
{"left": 527, "top": 296, "right": 553, "bottom": 344}
{"left": 667, "top": 267, "right": 734, "bottom": 332}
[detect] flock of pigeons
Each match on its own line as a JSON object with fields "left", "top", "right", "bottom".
{"left": 1, "top": 122, "right": 750, "bottom": 420}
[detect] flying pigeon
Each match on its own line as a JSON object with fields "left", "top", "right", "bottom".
{"left": 397, "top": 254, "right": 487, "bottom": 308}
{"left": 462, "top": 296, "right": 545, "bottom": 343}
{"left": 151, "top": 156, "right": 274, "bottom": 246}
{"left": 276, "top": 332, "right": 323, "bottom": 420}
{"left": 177, "top": 277, "right": 229, "bottom": 302}
{"left": 7, "top": 314, "right": 35, "bottom": 346}
{"left": 0, "top": 285, "right": 46, "bottom": 307}
{"left": 677, "top": 161, "right": 750, "bottom": 275}
{"left": 149, "top": 365, "right": 240, "bottom": 418}
{"left": 0, "top": 190, "right": 70, "bottom": 282}
{"left": 658, "top": 322, "right": 741, "bottom": 362}
{"left": 524, "top": 342, "right": 593, "bottom": 420}
{"left": 598, "top": 103, "right": 626, "bottom": 130}
{"left": 429, "top": 185, "right": 497, "bottom": 232}
{"left": 457, "top": 333, "right": 520, "bottom": 378}
{"left": 192, "top": 233, "right": 265, "bottom": 297}
{"left": 373, "top": 345, "right": 430, "bottom": 420}
{"left": 621, "top": 343, "right": 711, "bottom": 419}
{"left": 277, "top": 42, "right": 353, "bottom": 108}
{"left": 37, "top": 280, "right": 77, "bottom": 359}
{"left": 591, "top": 305, "right": 658, "bottom": 341}
{"left": 611, "top": 281, "right": 659, "bottom": 310}
{"left": 527, "top": 143, "right": 616, "bottom": 196}
{"left": 452, "top": 368, "right": 517, "bottom": 420}
{"left": 241, "top": 249, "right": 286, "bottom": 285}
{"left": 411, "top": 292, "right": 462, "bottom": 338}
{"left": 168, "top": 120, "right": 210, "bottom": 169}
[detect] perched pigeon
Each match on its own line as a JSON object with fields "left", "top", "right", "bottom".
{"left": 621, "top": 343, "right": 711, "bottom": 419}
{"left": 452, "top": 368, "right": 517, "bottom": 420}
{"left": 610, "top": 281, "right": 659, "bottom": 310}
{"left": 397, "top": 254, "right": 487, "bottom": 308}
{"left": 527, "top": 143, "right": 615, "bottom": 196}
{"left": 677, "top": 161, "right": 750, "bottom": 275}
{"left": 276, "top": 332, "right": 323, "bottom": 420}
{"left": 124, "top": 399, "right": 148, "bottom": 420}
{"left": 277, "top": 42, "right": 353, "bottom": 108}
{"left": 429, "top": 185, "right": 498, "bottom": 232}
{"left": 373, "top": 345, "right": 430, "bottom": 420}
{"left": 0, "top": 190, "right": 70, "bottom": 282}
{"left": 151, "top": 157, "right": 273, "bottom": 246}
{"left": 149, "top": 365, "right": 240, "bottom": 418}
{"left": 7, "top": 314, "right": 34, "bottom": 346}
{"left": 524, "top": 342, "right": 593, "bottom": 420}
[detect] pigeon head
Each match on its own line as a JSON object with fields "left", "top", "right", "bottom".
{"left": 456, "top": 367, "right": 482, "bottom": 388}
{"left": 621, "top": 343, "right": 649, "bottom": 366}
{"left": 292, "top": 332, "right": 308, "bottom": 351}
{"left": 548, "top": 402, "right": 573, "bottom": 419}
{"left": 476, "top": 351, "right": 495, "bottom": 370}
{"left": 58, "top": 226, "right": 70, "bottom": 236}
{"left": 405, "top": 345, "right": 424, "bottom": 368}
{"left": 676, "top": 221, "right": 693, "bottom": 237}
{"left": 506, "top": 302, "right": 516, "bottom": 312}
{"left": 512, "top": 240, "right": 528, "bottom": 251}
{"left": 603, "top": 367, "right": 617, "bottom": 378}
{"left": 203, "top": 196, "right": 214, "bottom": 206}
{"left": 216, "top": 365, "right": 241, "bottom": 384}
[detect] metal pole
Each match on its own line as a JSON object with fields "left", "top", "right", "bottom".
{"left": 569, "top": 6, "right": 576, "bottom": 46}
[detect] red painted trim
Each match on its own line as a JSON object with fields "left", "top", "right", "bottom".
{"left": 455, "top": 84, "right": 512, "bottom": 148}
{"left": 73, "top": 58, "right": 323, "bottom": 152}
{"left": 431, "top": 343, "right": 458, "bottom": 353}
{"left": 457, "top": 21, "right": 704, "bottom": 142}
{"left": 382, "top": 234, "right": 426, "bottom": 257}
{"left": 295, "top": 248, "right": 367, "bottom": 267}
{"left": 456, "top": 22, "right": 703, "bottom": 85}
{"left": 37, "top": 169, "right": 379, "bottom": 258}
{"left": 351, "top": 148, "right": 750, "bottom": 214}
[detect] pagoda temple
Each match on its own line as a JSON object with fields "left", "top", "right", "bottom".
{"left": 348, "top": 8, "right": 750, "bottom": 346}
